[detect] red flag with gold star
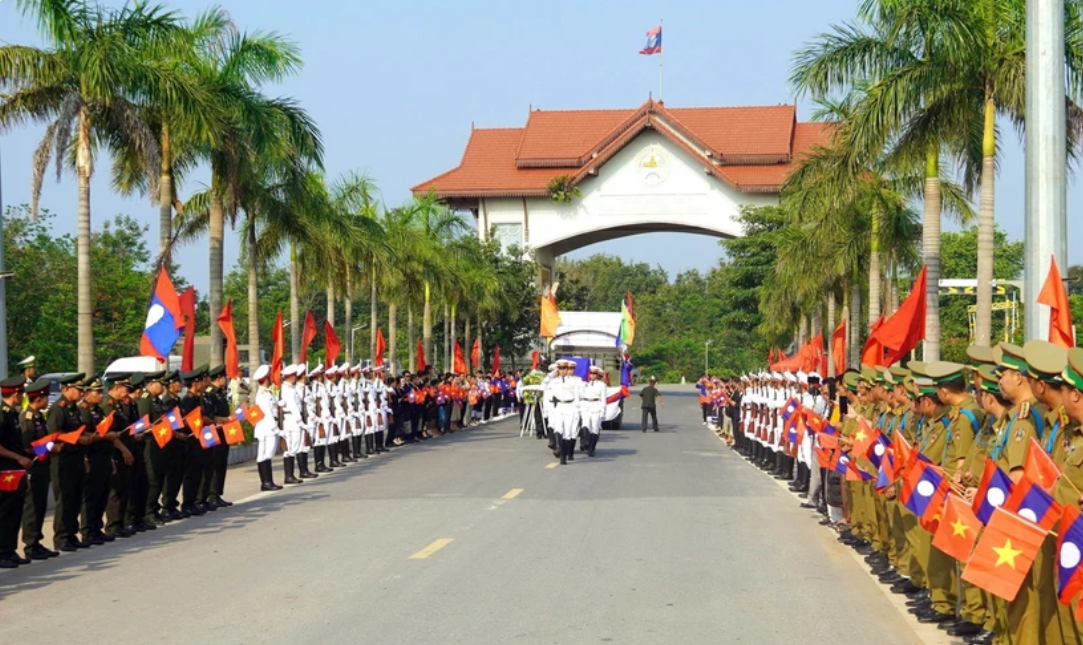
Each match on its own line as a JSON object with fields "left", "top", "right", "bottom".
{"left": 0, "top": 470, "right": 26, "bottom": 492}
{"left": 850, "top": 417, "right": 879, "bottom": 458}
{"left": 221, "top": 419, "right": 246, "bottom": 445}
{"left": 57, "top": 426, "right": 85, "bottom": 445}
{"left": 183, "top": 407, "right": 204, "bottom": 434}
{"left": 1023, "top": 437, "right": 1062, "bottom": 493}
{"left": 151, "top": 420, "right": 174, "bottom": 449}
{"left": 933, "top": 493, "right": 981, "bottom": 562}
{"left": 962, "top": 506, "right": 1048, "bottom": 601}
{"left": 95, "top": 411, "right": 115, "bottom": 437}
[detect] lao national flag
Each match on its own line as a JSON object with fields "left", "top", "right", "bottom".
{"left": 903, "top": 461, "right": 947, "bottom": 520}
{"left": 31, "top": 433, "right": 59, "bottom": 459}
{"left": 1057, "top": 506, "right": 1083, "bottom": 605}
{"left": 1005, "top": 475, "right": 1063, "bottom": 531}
{"left": 781, "top": 398, "right": 800, "bottom": 423}
{"left": 639, "top": 26, "right": 662, "bottom": 55}
{"left": 197, "top": 425, "right": 221, "bottom": 450}
{"left": 834, "top": 451, "right": 851, "bottom": 475}
{"left": 233, "top": 404, "right": 247, "bottom": 422}
{"left": 972, "top": 458, "right": 1015, "bottom": 525}
{"left": 128, "top": 415, "right": 151, "bottom": 436}
{"left": 876, "top": 456, "right": 895, "bottom": 492}
{"left": 867, "top": 433, "right": 892, "bottom": 470}
{"left": 164, "top": 407, "right": 184, "bottom": 431}
{"left": 140, "top": 267, "right": 184, "bottom": 361}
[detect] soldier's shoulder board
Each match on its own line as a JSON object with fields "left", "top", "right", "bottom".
{"left": 1019, "top": 402, "right": 1031, "bottom": 419}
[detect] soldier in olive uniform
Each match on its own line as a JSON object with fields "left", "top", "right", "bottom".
{"left": 122, "top": 374, "right": 154, "bottom": 532}
{"left": 178, "top": 368, "right": 208, "bottom": 516}
{"left": 0, "top": 377, "right": 31, "bottom": 568}
{"left": 101, "top": 373, "right": 135, "bottom": 538}
{"left": 202, "top": 366, "right": 233, "bottom": 508}
{"left": 160, "top": 371, "right": 186, "bottom": 520}
{"left": 1055, "top": 347, "right": 1083, "bottom": 644}
{"left": 49, "top": 373, "right": 87, "bottom": 551}
{"left": 80, "top": 375, "right": 131, "bottom": 545}
{"left": 20, "top": 379, "right": 58, "bottom": 560}
{"left": 139, "top": 371, "right": 169, "bottom": 524}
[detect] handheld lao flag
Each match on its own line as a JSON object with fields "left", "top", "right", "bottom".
{"left": 129, "top": 415, "right": 151, "bottom": 436}
{"left": 639, "top": 26, "right": 662, "bottom": 55}
{"left": 140, "top": 268, "right": 184, "bottom": 360}
{"left": 31, "top": 433, "right": 59, "bottom": 459}
{"left": 973, "top": 459, "right": 1015, "bottom": 525}
{"left": 1057, "top": 506, "right": 1083, "bottom": 605}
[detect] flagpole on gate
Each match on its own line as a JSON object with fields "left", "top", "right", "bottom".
{"left": 659, "top": 18, "right": 664, "bottom": 102}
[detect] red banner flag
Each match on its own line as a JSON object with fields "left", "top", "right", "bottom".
{"left": 243, "top": 402, "right": 266, "bottom": 426}
{"left": 492, "top": 344, "right": 501, "bottom": 373}
{"left": 221, "top": 419, "right": 246, "bottom": 445}
{"left": 932, "top": 493, "right": 981, "bottom": 562}
{"left": 453, "top": 340, "right": 467, "bottom": 374}
{"left": 375, "top": 327, "right": 387, "bottom": 367}
{"left": 962, "top": 507, "right": 1047, "bottom": 601}
{"left": 1037, "top": 256, "right": 1075, "bottom": 348}
{"left": 832, "top": 319, "right": 847, "bottom": 374}
{"left": 324, "top": 320, "right": 341, "bottom": 369}
{"left": 184, "top": 407, "right": 205, "bottom": 435}
{"left": 540, "top": 292, "right": 560, "bottom": 338}
{"left": 861, "top": 315, "right": 886, "bottom": 367}
{"left": 217, "top": 300, "right": 240, "bottom": 379}
{"left": 300, "top": 310, "right": 318, "bottom": 363}
{"left": 867, "top": 265, "right": 929, "bottom": 366}
{"left": 179, "top": 286, "right": 197, "bottom": 371}
{"left": 416, "top": 338, "right": 427, "bottom": 372}
{"left": 530, "top": 350, "right": 539, "bottom": 370}
{"left": 151, "top": 420, "right": 174, "bottom": 449}
{"left": 271, "top": 310, "right": 284, "bottom": 387}
{"left": 471, "top": 337, "right": 481, "bottom": 372}
{"left": 1023, "top": 437, "right": 1062, "bottom": 492}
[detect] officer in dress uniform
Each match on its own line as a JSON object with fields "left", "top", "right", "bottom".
{"left": 204, "top": 365, "right": 234, "bottom": 506}
{"left": 252, "top": 365, "right": 283, "bottom": 491}
{"left": 1055, "top": 348, "right": 1083, "bottom": 645}
{"left": 0, "top": 376, "right": 30, "bottom": 568}
{"left": 579, "top": 366, "right": 607, "bottom": 457}
{"left": 139, "top": 371, "right": 170, "bottom": 524}
{"left": 160, "top": 370, "right": 186, "bottom": 520}
{"left": 177, "top": 368, "right": 207, "bottom": 517}
{"left": 20, "top": 378, "right": 57, "bottom": 560}
{"left": 121, "top": 373, "right": 154, "bottom": 533}
{"left": 16, "top": 356, "right": 37, "bottom": 385}
{"left": 49, "top": 373, "right": 86, "bottom": 551}
{"left": 101, "top": 373, "right": 136, "bottom": 539}
{"left": 546, "top": 359, "right": 582, "bottom": 465}
{"left": 280, "top": 365, "right": 304, "bottom": 485}
{"left": 78, "top": 375, "right": 118, "bottom": 545}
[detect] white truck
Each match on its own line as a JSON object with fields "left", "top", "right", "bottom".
{"left": 549, "top": 311, "right": 629, "bottom": 429}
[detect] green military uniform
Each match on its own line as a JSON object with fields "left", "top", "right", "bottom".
{"left": 120, "top": 374, "right": 152, "bottom": 530}
{"left": 140, "top": 371, "right": 170, "bottom": 523}
{"left": 78, "top": 375, "right": 112, "bottom": 544}
{"left": 101, "top": 373, "right": 134, "bottom": 539}
{"left": 48, "top": 373, "right": 86, "bottom": 550}
{"left": 20, "top": 379, "right": 57, "bottom": 559}
{"left": 202, "top": 366, "right": 233, "bottom": 507}
{"left": 0, "top": 377, "right": 28, "bottom": 566}
{"left": 160, "top": 372, "right": 186, "bottom": 519}
{"left": 1054, "top": 347, "right": 1083, "bottom": 641}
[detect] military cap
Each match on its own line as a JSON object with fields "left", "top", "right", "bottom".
{"left": 859, "top": 367, "right": 878, "bottom": 384}
{"left": 162, "top": 370, "right": 180, "bottom": 385}
{"left": 924, "top": 361, "right": 967, "bottom": 385}
{"left": 902, "top": 376, "right": 920, "bottom": 398}
{"left": 106, "top": 372, "right": 132, "bottom": 387}
{"left": 966, "top": 345, "right": 995, "bottom": 368}
{"left": 128, "top": 373, "right": 146, "bottom": 389}
{"left": 194, "top": 364, "right": 209, "bottom": 378}
{"left": 81, "top": 374, "right": 103, "bottom": 391}
{"left": 876, "top": 365, "right": 893, "bottom": 384}
{"left": 180, "top": 369, "right": 203, "bottom": 385}
{"left": 1022, "top": 339, "right": 1068, "bottom": 384}
{"left": 253, "top": 365, "right": 271, "bottom": 382}
{"left": 906, "top": 362, "right": 936, "bottom": 395}
{"left": 24, "top": 378, "right": 50, "bottom": 399}
{"left": 208, "top": 365, "right": 226, "bottom": 379}
{"left": 994, "top": 342, "right": 1027, "bottom": 373}
{"left": 59, "top": 373, "right": 85, "bottom": 387}
{"left": 843, "top": 372, "right": 861, "bottom": 392}
{"left": 17, "top": 356, "right": 35, "bottom": 369}
{"left": 975, "top": 365, "right": 1002, "bottom": 394}
{"left": 1064, "top": 348, "right": 1083, "bottom": 392}
{"left": 145, "top": 370, "right": 165, "bottom": 383}
{"left": 908, "top": 361, "right": 928, "bottom": 376}
{"left": 0, "top": 376, "right": 25, "bottom": 396}
{"left": 889, "top": 366, "right": 911, "bottom": 382}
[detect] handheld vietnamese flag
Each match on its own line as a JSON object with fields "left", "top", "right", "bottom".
{"left": 221, "top": 419, "right": 246, "bottom": 445}
{"left": 894, "top": 431, "right": 914, "bottom": 476}
{"left": 1037, "top": 255, "right": 1075, "bottom": 349}
{"left": 0, "top": 470, "right": 25, "bottom": 491}
{"left": 1004, "top": 475, "right": 1063, "bottom": 531}
{"left": 933, "top": 493, "right": 981, "bottom": 562}
{"left": 31, "top": 433, "right": 58, "bottom": 459}
{"left": 184, "top": 407, "right": 204, "bottom": 434}
{"left": 416, "top": 338, "right": 427, "bottom": 372}
{"left": 851, "top": 417, "right": 879, "bottom": 458}
{"left": 196, "top": 424, "right": 221, "bottom": 449}
{"left": 324, "top": 320, "right": 341, "bottom": 369}
{"left": 973, "top": 459, "right": 1016, "bottom": 525}
{"left": 179, "top": 286, "right": 197, "bottom": 371}
{"left": 140, "top": 266, "right": 185, "bottom": 361}
{"left": 128, "top": 415, "right": 151, "bottom": 436}
{"left": 1024, "top": 437, "right": 1062, "bottom": 493}
{"left": 57, "top": 426, "right": 85, "bottom": 445}
{"left": 151, "top": 420, "right": 173, "bottom": 449}
{"left": 300, "top": 310, "right": 318, "bottom": 363}
{"left": 244, "top": 402, "right": 266, "bottom": 426}
{"left": 639, "top": 25, "right": 662, "bottom": 55}
{"left": 95, "top": 411, "right": 115, "bottom": 437}
{"left": 217, "top": 300, "right": 240, "bottom": 379}
{"left": 164, "top": 407, "right": 184, "bottom": 431}
{"left": 1057, "top": 506, "right": 1083, "bottom": 606}
{"left": 962, "top": 506, "right": 1048, "bottom": 601}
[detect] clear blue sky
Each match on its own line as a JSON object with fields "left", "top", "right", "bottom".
{"left": 1, "top": 0, "right": 1078, "bottom": 294}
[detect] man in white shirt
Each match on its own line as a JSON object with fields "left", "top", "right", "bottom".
{"left": 578, "top": 366, "right": 608, "bottom": 457}
{"left": 252, "top": 365, "right": 283, "bottom": 492}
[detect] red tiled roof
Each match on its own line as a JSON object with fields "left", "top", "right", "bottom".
{"left": 412, "top": 100, "right": 835, "bottom": 199}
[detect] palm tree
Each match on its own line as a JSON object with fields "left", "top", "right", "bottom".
{"left": 0, "top": 0, "right": 205, "bottom": 373}
{"left": 409, "top": 191, "right": 466, "bottom": 367}
{"left": 326, "top": 173, "right": 382, "bottom": 364}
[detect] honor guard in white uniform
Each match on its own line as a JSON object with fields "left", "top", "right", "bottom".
{"left": 252, "top": 365, "right": 283, "bottom": 491}
{"left": 310, "top": 365, "right": 334, "bottom": 473}
{"left": 579, "top": 366, "right": 607, "bottom": 457}
{"left": 295, "top": 365, "right": 317, "bottom": 479}
{"left": 541, "top": 364, "right": 559, "bottom": 453}
{"left": 545, "top": 359, "right": 582, "bottom": 465}
{"left": 279, "top": 365, "right": 304, "bottom": 485}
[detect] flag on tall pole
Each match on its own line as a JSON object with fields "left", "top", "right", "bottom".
{"left": 540, "top": 284, "right": 560, "bottom": 338}
{"left": 140, "top": 267, "right": 184, "bottom": 361}
{"left": 416, "top": 338, "right": 426, "bottom": 372}
{"left": 374, "top": 327, "right": 386, "bottom": 367}
{"left": 638, "top": 23, "right": 664, "bottom": 101}
{"left": 216, "top": 300, "right": 240, "bottom": 379}
{"left": 271, "top": 310, "right": 284, "bottom": 387}
{"left": 471, "top": 337, "right": 481, "bottom": 372}
{"left": 300, "top": 310, "right": 318, "bottom": 363}
{"left": 324, "top": 320, "right": 341, "bottom": 368}
{"left": 616, "top": 291, "right": 636, "bottom": 347}
{"left": 1037, "top": 255, "right": 1075, "bottom": 348}
{"left": 178, "top": 287, "right": 197, "bottom": 371}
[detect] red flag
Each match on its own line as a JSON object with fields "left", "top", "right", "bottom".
{"left": 531, "top": 350, "right": 540, "bottom": 370}
{"left": 831, "top": 319, "right": 847, "bottom": 375}
{"left": 933, "top": 493, "right": 981, "bottom": 562}
{"left": 492, "top": 344, "right": 501, "bottom": 373}
{"left": 867, "top": 266, "right": 928, "bottom": 366}
{"left": 1023, "top": 437, "right": 1062, "bottom": 493}
{"left": 861, "top": 315, "right": 886, "bottom": 367}
{"left": 95, "top": 411, "right": 115, "bottom": 437}
{"left": 151, "top": 420, "right": 174, "bottom": 449}
{"left": 217, "top": 300, "right": 240, "bottom": 379}
{"left": 453, "top": 340, "right": 467, "bottom": 374}
{"left": 851, "top": 417, "right": 878, "bottom": 458}
{"left": 0, "top": 470, "right": 26, "bottom": 492}
{"left": 324, "top": 320, "right": 341, "bottom": 369}
{"left": 221, "top": 419, "right": 246, "bottom": 445}
{"left": 471, "top": 337, "right": 481, "bottom": 372}
{"left": 540, "top": 292, "right": 560, "bottom": 337}
{"left": 184, "top": 407, "right": 205, "bottom": 434}
{"left": 375, "top": 327, "right": 387, "bottom": 367}
{"left": 244, "top": 402, "right": 266, "bottom": 426}
{"left": 57, "top": 427, "right": 85, "bottom": 445}
{"left": 1038, "top": 256, "right": 1075, "bottom": 348}
{"left": 271, "top": 310, "right": 284, "bottom": 387}
{"left": 300, "top": 310, "right": 318, "bottom": 363}
{"left": 179, "top": 287, "right": 197, "bottom": 371}
{"left": 416, "top": 338, "right": 427, "bottom": 372}
{"left": 962, "top": 507, "right": 1048, "bottom": 601}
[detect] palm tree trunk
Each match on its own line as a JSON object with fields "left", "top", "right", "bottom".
{"left": 797, "top": 316, "right": 807, "bottom": 347}
{"left": 423, "top": 281, "right": 433, "bottom": 370}
{"left": 247, "top": 219, "right": 260, "bottom": 380}
{"left": 923, "top": 150, "right": 943, "bottom": 361}
{"left": 464, "top": 318, "right": 471, "bottom": 373}
{"left": 827, "top": 291, "right": 837, "bottom": 377}
{"left": 476, "top": 314, "right": 483, "bottom": 373}
{"left": 76, "top": 107, "right": 94, "bottom": 375}
{"left": 443, "top": 304, "right": 451, "bottom": 370}
{"left": 289, "top": 244, "right": 300, "bottom": 364}
{"left": 408, "top": 304, "right": 415, "bottom": 371}
{"left": 388, "top": 303, "right": 398, "bottom": 374}
{"left": 868, "top": 203, "right": 882, "bottom": 326}
{"left": 886, "top": 261, "right": 899, "bottom": 316}
{"left": 450, "top": 303, "right": 457, "bottom": 374}
{"left": 370, "top": 271, "right": 378, "bottom": 361}
{"left": 344, "top": 268, "right": 353, "bottom": 364}
{"left": 326, "top": 284, "right": 335, "bottom": 327}
{"left": 158, "top": 123, "right": 172, "bottom": 261}
{"left": 208, "top": 188, "right": 225, "bottom": 366}
{"left": 975, "top": 98, "right": 996, "bottom": 347}
{"left": 849, "top": 280, "right": 862, "bottom": 368}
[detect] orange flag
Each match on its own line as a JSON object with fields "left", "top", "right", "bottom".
{"left": 416, "top": 338, "right": 427, "bottom": 372}
{"left": 831, "top": 319, "right": 847, "bottom": 374}
{"left": 300, "top": 310, "right": 318, "bottom": 363}
{"left": 867, "top": 266, "right": 929, "bottom": 365}
{"left": 324, "top": 320, "right": 341, "bottom": 369}
{"left": 221, "top": 419, "right": 246, "bottom": 445}
{"left": 961, "top": 507, "right": 1048, "bottom": 601}
{"left": 851, "top": 417, "right": 878, "bottom": 457}
{"left": 184, "top": 407, "right": 204, "bottom": 434}
{"left": 1038, "top": 256, "right": 1075, "bottom": 348}
{"left": 471, "top": 337, "right": 481, "bottom": 371}
{"left": 861, "top": 315, "right": 886, "bottom": 367}
{"left": 540, "top": 292, "right": 560, "bottom": 337}
{"left": 453, "top": 340, "right": 467, "bottom": 374}
{"left": 151, "top": 420, "right": 174, "bottom": 449}
{"left": 217, "top": 300, "right": 240, "bottom": 379}
{"left": 933, "top": 493, "right": 981, "bottom": 562}
{"left": 244, "top": 402, "right": 266, "bottom": 426}
{"left": 492, "top": 344, "right": 501, "bottom": 373}
{"left": 271, "top": 310, "right": 284, "bottom": 386}
{"left": 1023, "top": 437, "right": 1062, "bottom": 493}
{"left": 58, "top": 426, "right": 85, "bottom": 445}
{"left": 95, "top": 411, "right": 115, "bottom": 437}
{"left": 375, "top": 327, "right": 387, "bottom": 367}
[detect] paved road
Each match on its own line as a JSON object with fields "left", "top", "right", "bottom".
{"left": 0, "top": 386, "right": 932, "bottom": 644}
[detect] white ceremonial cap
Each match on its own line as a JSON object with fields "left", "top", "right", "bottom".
{"left": 253, "top": 365, "right": 270, "bottom": 382}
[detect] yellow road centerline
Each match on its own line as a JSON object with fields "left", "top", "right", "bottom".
{"left": 546, "top": 462, "right": 559, "bottom": 469}
{"left": 409, "top": 539, "right": 454, "bottom": 560}
{"left": 501, "top": 488, "right": 524, "bottom": 500}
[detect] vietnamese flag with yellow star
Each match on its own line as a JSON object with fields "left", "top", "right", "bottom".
{"left": 151, "top": 420, "right": 174, "bottom": 449}
{"left": 221, "top": 419, "right": 246, "bottom": 445}
{"left": 933, "top": 493, "right": 981, "bottom": 562}
{"left": 850, "top": 417, "right": 879, "bottom": 458}
{"left": 0, "top": 470, "right": 26, "bottom": 492}
{"left": 962, "top": 506, "right": 1048, "bottom": 601}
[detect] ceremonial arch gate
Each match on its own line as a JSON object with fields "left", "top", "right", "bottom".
{"left": 413, "top": 99, "right": 831, "bottom": 284}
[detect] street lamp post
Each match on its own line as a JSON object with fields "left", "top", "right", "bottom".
{"left": 705, "top": 339, "right": 712, "bottom": 375}
{"left": 351, "top": 324, "right": 366, "bottom": 365}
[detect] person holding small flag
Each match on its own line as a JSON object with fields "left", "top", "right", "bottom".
{"left": 121, "top": 373, "right": 154, "bottom": 533}
{"left": 178, "top": 367, "right": 211, "bottom": 517}
{"left": 160, "top": 370, "right": 186, "bottom": 521}
{"left": 252, "top": 365, "right": 283, "bottom": 491}
{"left": 76, "top": 375, "right": 115, "bottom": 545}
{"left": 48, "top": 373, "right": 86, "bottom": 551}
{"left": 138, "top": 371, "right": 170, "bottom": 525}
{"left": 19, "top": 378, "right": 56, "bottom": 561}
{"left": 204, "top": 365, "right": 236, "bottom": 506}
{"left": 0, "top": 376, "right": 31, "bottom": 568}
{"left": 101, "top": 373, "right": 136, "bottom": 539}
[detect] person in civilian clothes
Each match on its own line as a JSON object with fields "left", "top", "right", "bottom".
{"left": 0, "top": 377, "right": 31, "bottom": 567}
{"left": 20, "top": 378, "right": 58, "bottom": 560}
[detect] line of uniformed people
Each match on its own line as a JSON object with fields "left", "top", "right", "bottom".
{"left": 724, "top": 341, "right": 1083, "bottom": 645}
{"left": 537, "top": 360, "right": 609, "bottom": 464}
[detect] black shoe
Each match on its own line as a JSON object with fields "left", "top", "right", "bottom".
{"left": 9, "top": 553, "right": 30, "bottom": 565}
{"left": 185, "top": 506, "right": 205, "bottom": 517}
{"left": 818, "top": 518, "right": 834, "bottom": 526}
{"left": 84, "top": 534, "right": 105, "bottom": 546}
{"left": 797, "top": 492, "right": 809, "bottom": 499}
{"left": 865, "top": 552, "right": 886, "bottom": 564}
{"left": 118, "top": 527, "right": 135, "bottom": 538}
{"left": 938, "top": 619, "right": 964, "bottom": 632}
{"left": 800, "top": 503, "right": 816, "bottom": 509}
{"left": 216, "top": 498, "right": 233, "bottom": 507}
{"left": 73, "top": 538, "right": 91, "bottom": 549}
{"left": 891, "top": 580, "right": 920, "bottom": 595}
{"left": 965, "top": 630, "right": 995, "bottom": 645}
{"left": 908, "top": 603, "right": 931, "bottom": 614}
{"left": 879, "top": 573, "right": 903, "bottom": 585}
{"left": 58, "top": 541, "right": 79, "bottom": 553}
{"left": 0, "top": 556, "right": 18, "bottom": 568}
{"left": 854, "top": 544, "right": 875, "bottom": 555}
{"left": 917, "top": 609, "right": 954, "bottom": 624}
{"left": 27, "top": 546, "right": 50, "bottom": 561}
{"left": 948, "top": 622, "right": 983, "bottom": 638}
{"left": 905, "top": 597, "right": 928, "bottom": 608}
{"left": 197, "top": 502, "right": 216, "bottom": 513}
